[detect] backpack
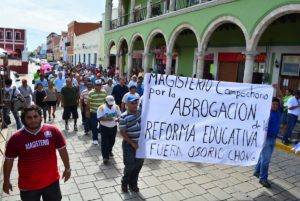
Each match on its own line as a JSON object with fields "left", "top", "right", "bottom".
{"left": 10, "top": 87, "right": 26, "bottom": 112}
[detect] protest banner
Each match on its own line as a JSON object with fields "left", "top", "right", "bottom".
{"left": 136, "top": 73, "right": 273, "bottom": 166}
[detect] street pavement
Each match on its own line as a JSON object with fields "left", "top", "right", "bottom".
{"left": 0, "top": 64, "right": 299, "bottom": 201}
{"left": 0, "top": 108, "right": 300, "bottom": 201}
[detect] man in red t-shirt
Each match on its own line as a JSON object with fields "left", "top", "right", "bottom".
{"left": 2, "top": 105, "right": 71, "bottom": 201}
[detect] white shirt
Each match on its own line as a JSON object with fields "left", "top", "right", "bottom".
{"left": 103, "top": 84, "right": 114, "bottom": 95}
{"left": 5, "top": 86, "right": 20, "bottom": 98}
{"left": 122, "top": 92, "right": 140, "bottom": 104}
{"left": 97, "top": 104, "right": 121, "bottom": 127}
{"left": 287, "top": 96, "right": 300, "bottom": 116}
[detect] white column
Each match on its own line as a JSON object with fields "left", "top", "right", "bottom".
{"left": 243, "top": 51, "right": 257, "bottom": 83}
{"left": 169, "top": 0, "right": 176, "bottom": 11}
{"left": 127, "top": 53, "right": 133, "bottom": 80}
{"left": 165, "top": 52, "right": 172, "bottom": 75}
{"left": 146, "top": 0, "right": 152, "bottom": 19}
{"left": 118, "top": 0, "right": 123, "bottom": 26}
{"left": 116, "top": 54, "right": 120, "bottom": 69}
{"left": 196, "top": 51, "right": 205, "bottom": 79}
{"left": 105, "top": 0, "right": 112, "bottom": 31}
{"left": 105, "top": 53, "right": 110, "bottom": 68}
{"left": 143, "top": 52, "right": 151, "bottom": 72}
{"left": 129, "top": 0, "right": 136, "bottom": 23}
{"left": 213, "top": 51, "right": 218, "bottom": 79}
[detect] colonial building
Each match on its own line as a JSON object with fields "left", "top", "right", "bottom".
{"left": 46, "top": 32, "right": 60, "bottom": 61}
{"left": 104, "top": 0, "right": 300, "bottom": 92}
{"left": 0, "top": 27, "right": 26, "bottom": 59}
{"left": 73, "top": 27, "right": 104, "bottom": 67}
{"left": 66, "top": 21, "right": 102, "bottom": 64}
{"left": 59, "top": 32, "right": 68, "bottom": 62}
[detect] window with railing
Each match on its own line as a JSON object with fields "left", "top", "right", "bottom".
{"left": 109, "top": 0, "right": 216, "bottom": 30}
{"left": 15, "top": 32, "right": 21, "bottom": 40}
{"left": 0, "top": 31, "right": 3, "bottom": 39}
{"left": 6, "top": 31, "right": 12, "bottom": 40}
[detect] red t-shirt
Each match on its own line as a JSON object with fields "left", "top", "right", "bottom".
{"left": 5, "top": 124, "right": 66, "bottom": 190}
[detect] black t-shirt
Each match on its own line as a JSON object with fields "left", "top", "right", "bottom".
{"left": 34, "top": 90, "right": 47, "bottom": 108}
{"left": 112, "top": 84, "right": 129, "bottom": 106}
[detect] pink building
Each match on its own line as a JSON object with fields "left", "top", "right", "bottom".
{"left": 0, "top": 27, "right": 26, "bottom": 59}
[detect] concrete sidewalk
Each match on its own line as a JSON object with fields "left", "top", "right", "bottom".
{"left": 0, "top": 106, "right": 300, "bottom": 201}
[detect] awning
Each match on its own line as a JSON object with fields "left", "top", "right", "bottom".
{"left": 3, "top": 48, "right": 17, "bottom": 55}
{"left": 0, "top": 47, "right": 7, "bottom": 56}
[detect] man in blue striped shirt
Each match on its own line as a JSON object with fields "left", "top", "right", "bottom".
{"left": 119, "top": 95, "right": 144, "bottom": 193}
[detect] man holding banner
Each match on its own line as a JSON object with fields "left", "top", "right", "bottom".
{"left": 119, "top": 95, "right": 143, "bottom": 193}
{"left": 253, "top": 97, "right": 281, "bottom": 188}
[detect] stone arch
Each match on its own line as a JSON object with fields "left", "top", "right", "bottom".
{"left": 128, "top": 33, "right": 145, "bottom": 54}
{"left": 250, "top": 4, "right": 300, "bottom": 50}
{"left": 168, "top": 24, "right": 199, "bottom": 53}
{"left": 144, "top": 29, "right": 168, "bottom": 53}
{"left": 117, "top": 37, "right": 129, "bottom": 54}
{"left": 106, "top": 39, "right": 116, "bottom": 56}
{"left": 199, "top": 16, "right": 250, "bottom": 51}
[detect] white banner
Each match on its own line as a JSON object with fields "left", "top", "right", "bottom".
{"left": 136, "top": 73, "right": 273, "bottom": 166}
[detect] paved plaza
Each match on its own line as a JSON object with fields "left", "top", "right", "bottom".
{"left": 0, "top": 106, "right": 300, "bottom": 201}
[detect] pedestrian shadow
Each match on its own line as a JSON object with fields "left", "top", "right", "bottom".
{"left": 254, "top": 181, "right": 299, "bottom": 201}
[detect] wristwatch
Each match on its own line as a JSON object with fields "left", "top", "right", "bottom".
{"left": 65, "top": 168, "right": 72, "bottom": 173}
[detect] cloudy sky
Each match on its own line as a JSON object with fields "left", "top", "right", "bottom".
{"left": 0, "top": 0, "right": 118, "bottom": 51}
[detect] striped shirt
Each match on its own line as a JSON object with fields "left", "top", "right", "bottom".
{"left": 80, "top": 88, "right": 89, "bottom": 105}
{"left": 87, "top": 89, "right": 107, "bottom": 113}
{"left": 119, "top": 111, "right": 141, "bottom": 142}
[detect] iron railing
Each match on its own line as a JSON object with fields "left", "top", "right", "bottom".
{"left": 110, "top": 19, "right": 118, "bottom": 30}
{"left": 109, "top": 0, "right": 216, "bottom": 30}
{"left": 119, "top": 14, "right": 130, "bottom": 27}
{"left": 134, "top": 7, "right": 148, "bottom": 22}
{"left": 151, "top": 0, "right": 167, "bottom": 18}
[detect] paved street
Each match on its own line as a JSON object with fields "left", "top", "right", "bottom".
{"left": 0, "top": 105, "right": 300, "bottom": 201}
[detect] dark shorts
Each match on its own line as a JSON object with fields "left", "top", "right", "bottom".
{"left": 20, "top": 180, "right": 62, "bottom": 201}
{"left": 63, "top": 105, "right": 78, "bottom": 120}
{"left": 46, "top": 101, "right": 57, "bottom": 107}
{"left": 281, "top": 110, "right": 288, "bottom": 124}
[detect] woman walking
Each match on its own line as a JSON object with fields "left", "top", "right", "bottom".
{"left": 33, "top": 83, "right": 48, "bottom": 122}
{"left": 45, "top": 81, "right": 58, "bottom": 121}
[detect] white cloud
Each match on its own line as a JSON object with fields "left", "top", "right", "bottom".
{"left": 1, "top": 0, "right": 104, "bottom": 33}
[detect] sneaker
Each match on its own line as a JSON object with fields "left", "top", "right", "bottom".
{"left": 129, "top": 185, "right": 139, "bottom": 192}
{"left": 93, "top": 140, "right": 98, "bottom": 145}
{"left": 253, "top": 173, "right": 259, "bottom": 178}
{"left": 74, "top": 125, "right": 78, "bottom": 131}
{"left": 259, "top": 180, "right": 271, "bottom": 188}
{"left": 65, "top": 124, "right": 69, "bottom": 130}
{"left": 103, "top": 158, "right": 109, "bottom": 165}
{"left": 109, "top": 152, "right": 114, "bottom": 157}
{"left": 121, "top": 183, "right": 128, "bottom": 193}
{"left": 282, "top": 140, "right": 290, "bottom": 146}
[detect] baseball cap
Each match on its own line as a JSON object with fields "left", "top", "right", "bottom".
{"left": 105, "top": 95, "right": 115, "bottom": 105}
{"left": 126, "top": 95, "right": 139, "bottom": 104}
{"left": 129, "top": 84, "right": 137, "bottom": 89}
{"left": 94, "top": 79, "right": 102, "bottom": 85}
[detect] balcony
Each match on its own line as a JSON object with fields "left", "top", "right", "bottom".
{"left": 109, "top": 0, "right": 216, "bottom": 30}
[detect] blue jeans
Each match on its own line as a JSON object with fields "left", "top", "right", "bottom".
{"left": 3, "top": 107, "right": 22, "bottom": 129}
{"left": 90, "top": 113, "right": 100, "bottom": 141}
{"left": 254, "top": 135, "right": 276, "bottom": 181}
{"left": 283, "top": 114, "right": 298, "bottom": 142}
{"left": 100, "top": 125, "right": 117, "bottom": 159}
{"left": 122, "top": 141, "right": 144, "bottom": 186}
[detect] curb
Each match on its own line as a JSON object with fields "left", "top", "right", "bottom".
{"left": 275, "top": 141, "right": 300, "bottom": 156}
